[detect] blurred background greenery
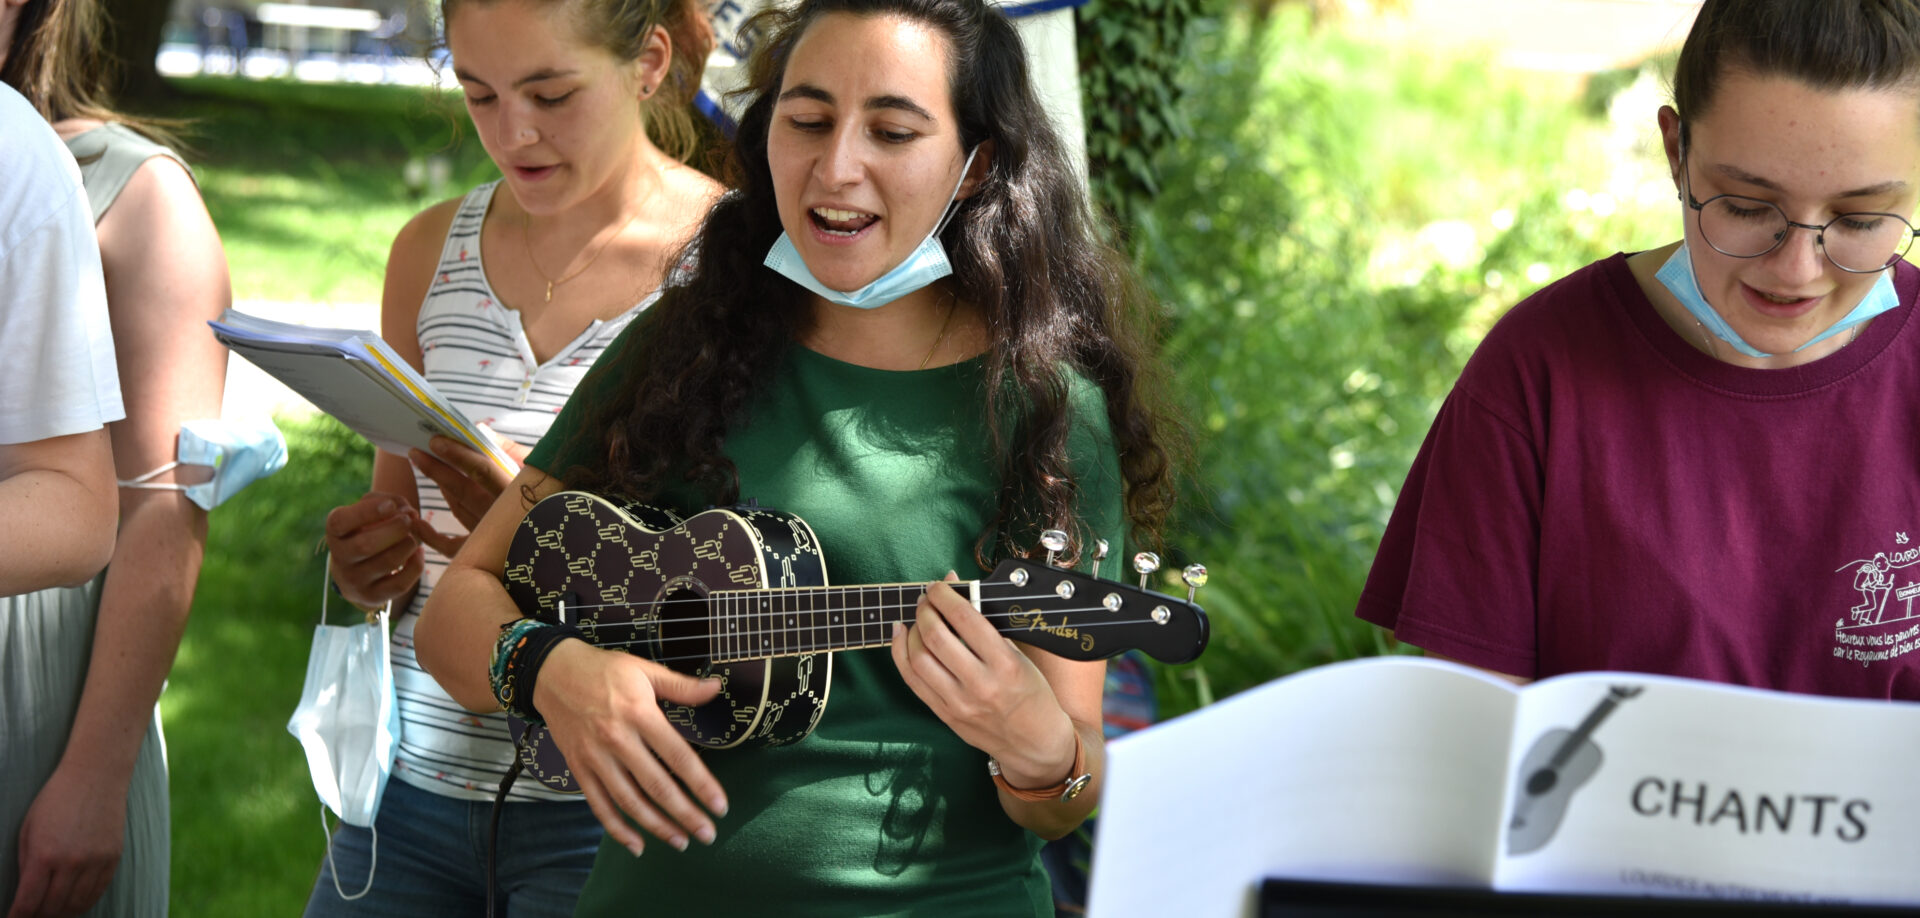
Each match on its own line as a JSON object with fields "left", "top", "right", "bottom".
{"left": 141, "top": 1, "right": 1681, "bottom": 910}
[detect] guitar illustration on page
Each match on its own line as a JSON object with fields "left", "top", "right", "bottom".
{"left": 1506, "top": 683, "right": 1643, "bottom": 855}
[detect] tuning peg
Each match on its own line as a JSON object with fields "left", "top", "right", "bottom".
{"left": 1181, "top": 564, "right": 1208, "bottom": 602}
{"left": 1039, "top": 529, "right": 1069, "bottom": 567}
{"left": 1132, "top": 551, "right": 1160, "bottom": 589}
{"left": 1088, "top": 539, "right": 1109, "bottom": 574}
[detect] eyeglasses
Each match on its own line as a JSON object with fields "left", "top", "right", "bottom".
{"left": 1682, "top": 158, "right": 1917, "bottom": 274}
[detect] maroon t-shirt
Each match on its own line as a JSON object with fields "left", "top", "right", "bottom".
{"left": 1358, "top": 253, "right": 1920, "bottom": 700}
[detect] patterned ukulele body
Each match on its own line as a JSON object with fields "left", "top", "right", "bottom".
{"left": 502, "top": 491, "right": 831, "bottom": 793}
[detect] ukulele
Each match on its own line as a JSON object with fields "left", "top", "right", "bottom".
{"left": 1505, "top": 684, "right": 1643, "bottom": 855}
{"left": 500, "top": 490, "right": 1211, "bottom": 793}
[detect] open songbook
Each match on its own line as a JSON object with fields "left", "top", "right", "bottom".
{"left": 1088, "top": 656, "right": 1920, "bottom": 916}
{"left": 209, "top": 308, "right": 516, "bottom": 474}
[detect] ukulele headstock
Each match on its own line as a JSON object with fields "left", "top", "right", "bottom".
{"left": 980, "top": 532, "right": 1210, "bottom": 664}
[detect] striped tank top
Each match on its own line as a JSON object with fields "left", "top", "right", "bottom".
{"left": 391, "top": 181, "right": 658, "bottom": 802}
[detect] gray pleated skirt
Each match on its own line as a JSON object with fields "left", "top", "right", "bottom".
{"left": 0, "top": 577, "right": 169, "bottom": 916}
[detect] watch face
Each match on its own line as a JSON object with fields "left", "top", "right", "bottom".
{"left": 1062, "top": 773, "right": 1093, "bottom": 801}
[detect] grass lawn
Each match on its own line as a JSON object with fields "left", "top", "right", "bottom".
{"left": 141, "top": 76, "right": 502, "bottom": 305}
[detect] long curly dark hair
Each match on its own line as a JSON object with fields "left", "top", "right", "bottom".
{"left": 553, "top": 0, "right": 1183, "bottom": 565}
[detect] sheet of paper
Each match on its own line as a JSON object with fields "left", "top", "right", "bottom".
{"left": 1088, "top": 657, "right": 1519, "bottom": 918}
{"left": 1496, "top": 673, "right": 1920, "bottom": 906}
{"left": 210, "top": 310, "right": 516, "bottom": 473}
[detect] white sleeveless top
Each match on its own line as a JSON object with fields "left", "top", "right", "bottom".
{"left": 392, "top": 181, "right": 657, "bottom": 802}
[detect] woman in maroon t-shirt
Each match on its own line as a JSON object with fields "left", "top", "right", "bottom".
{"left": 1360, "top": 0, "right": 1920, "bottom": 701}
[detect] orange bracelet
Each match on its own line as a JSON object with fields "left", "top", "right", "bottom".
{"left": 988, "top": 731, "right": 1093, "bottom": 803}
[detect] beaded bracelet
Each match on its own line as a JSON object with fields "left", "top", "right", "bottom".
{"left": 511, "top": 624, "right": 584, "bottom": 724}
{"left": 490, "top": 618, "right": 552, "bottom": 718}
{"left": 489, "top": 617, "right": 584, "bottom": 724}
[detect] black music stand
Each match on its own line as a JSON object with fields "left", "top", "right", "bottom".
{"left": 1258, "top": 878, "right": 1920, "bottom": 917}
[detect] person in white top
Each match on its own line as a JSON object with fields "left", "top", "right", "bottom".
{"left": 0, "top": 77, "right": 135, "bottom": 916}
{"left": 313, "top": 0, "right": 721, "bottom": 911}
{"left": 0, "top": 86, "right": 120, "bottom": 593}
{"left": 2, "top": 0, "right": 233, "bottom": 911}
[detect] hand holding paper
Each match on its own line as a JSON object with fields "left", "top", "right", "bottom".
{"left": 407, "top": 429, "right": 530, "bottom": 557}
{"left": 208, "top": 308, "right": 517, "bottom": 475}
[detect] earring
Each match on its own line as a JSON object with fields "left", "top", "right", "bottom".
{"left": 640, "top": 84, "right": 655, "bottom": 99}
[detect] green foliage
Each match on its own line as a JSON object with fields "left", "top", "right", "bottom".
{"left": 1139, "top": 9, "right": 1672, "bottom": 715}
{"left": 1075, "top": 0, "right": 1216, "bottom": 230}
{"left": 162, "top": 415, "right": 372, "bottom": 914}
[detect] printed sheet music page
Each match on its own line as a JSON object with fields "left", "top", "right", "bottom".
{"left": 1087, "top": 656, "right": 1920, "bottom": 918}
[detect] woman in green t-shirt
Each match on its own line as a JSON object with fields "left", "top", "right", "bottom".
{"left": 416, "top": 0, "right": 1183, "bottom": 912}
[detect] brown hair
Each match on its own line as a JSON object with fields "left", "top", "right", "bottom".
{"left": 442, "top": 0, "right": 710, "bottom": 162}
{"left": 1, "top": 0, "right": 176, "bottom": 144}
{"left": 1673, "top": 0, "right": 1920, "bottom": 145}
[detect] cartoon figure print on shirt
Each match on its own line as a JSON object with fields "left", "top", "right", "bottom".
{"left": 1833, "top": 533, "right": 1920, "bottom": 667}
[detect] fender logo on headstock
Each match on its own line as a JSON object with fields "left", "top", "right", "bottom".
{"left": 1009, "top": 607, "right": 1095, "bottom": 653}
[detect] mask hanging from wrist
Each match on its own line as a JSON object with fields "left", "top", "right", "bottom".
{"left": 764, "top": 147, "right": 980, "bottom": 310}
{"left": 118, "top": 417, "right": 288, "bottom": 510}
{"left": 1655, "top": 241, "right": 1898, "bottom": 358}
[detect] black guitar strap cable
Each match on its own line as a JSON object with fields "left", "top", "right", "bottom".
{"left": 485, "top": 755, "right": 524, "bottom": 918}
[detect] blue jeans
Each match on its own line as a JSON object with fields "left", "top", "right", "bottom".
{"left": 302, "top": 778, "right": 602, "bottom": 918}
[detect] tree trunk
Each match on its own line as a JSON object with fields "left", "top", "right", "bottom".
{"left": 103, "top": 0, "right": 172, "bottom": 103}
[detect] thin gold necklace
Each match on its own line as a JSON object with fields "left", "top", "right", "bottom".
{"left": 919, "top": 293, "right": 959, "bottom": 370}
{"left": 522, "top": 209, "right": 641, "bottom": 303}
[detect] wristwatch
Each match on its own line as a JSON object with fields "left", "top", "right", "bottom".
{"left": 988, "top": 732, "right": 1093, "bottom": 803}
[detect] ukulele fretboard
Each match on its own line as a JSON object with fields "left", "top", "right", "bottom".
{"left": 708, "top": 583, "right": 950, "bottom": 661}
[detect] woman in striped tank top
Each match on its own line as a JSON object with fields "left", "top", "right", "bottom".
{"left": 310, "top": 0, "right": 720, "bottom": 911}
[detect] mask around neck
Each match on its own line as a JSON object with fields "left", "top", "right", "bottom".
{"left": 764, "top": 146, "right": 980, "bottom": 310}
{"left": 1655, "top": 241, "right": 1899, "bottom": 359}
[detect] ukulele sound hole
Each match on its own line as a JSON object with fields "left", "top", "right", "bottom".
{"left": 650, "top": 577, "right": 713, "bottom": 679}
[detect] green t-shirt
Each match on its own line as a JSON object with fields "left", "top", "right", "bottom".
{"left": 525, "top": 330, "right": 1125, "bottom": 917}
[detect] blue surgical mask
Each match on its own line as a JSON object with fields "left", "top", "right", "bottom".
{"left": 1656, "top": 241, "right": 1899, "bottom": 358}
{"left": 288, "top": 568, "right": 397, "bottom": 900}
{"left": 764, "top": 147, "right": 980, "bottom": 309}
{"left": 119, "top": 417, "right": 288, "bottom": 511}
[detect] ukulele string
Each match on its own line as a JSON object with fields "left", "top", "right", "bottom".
{"left": 573, "top": 606, "right": 1162, "bottom": 667}
{"left": 541, "top": 577, "right": 1041, "bottom": 616}
{"left": 537, "top": 587, "right": 1113, "bottom": 629}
